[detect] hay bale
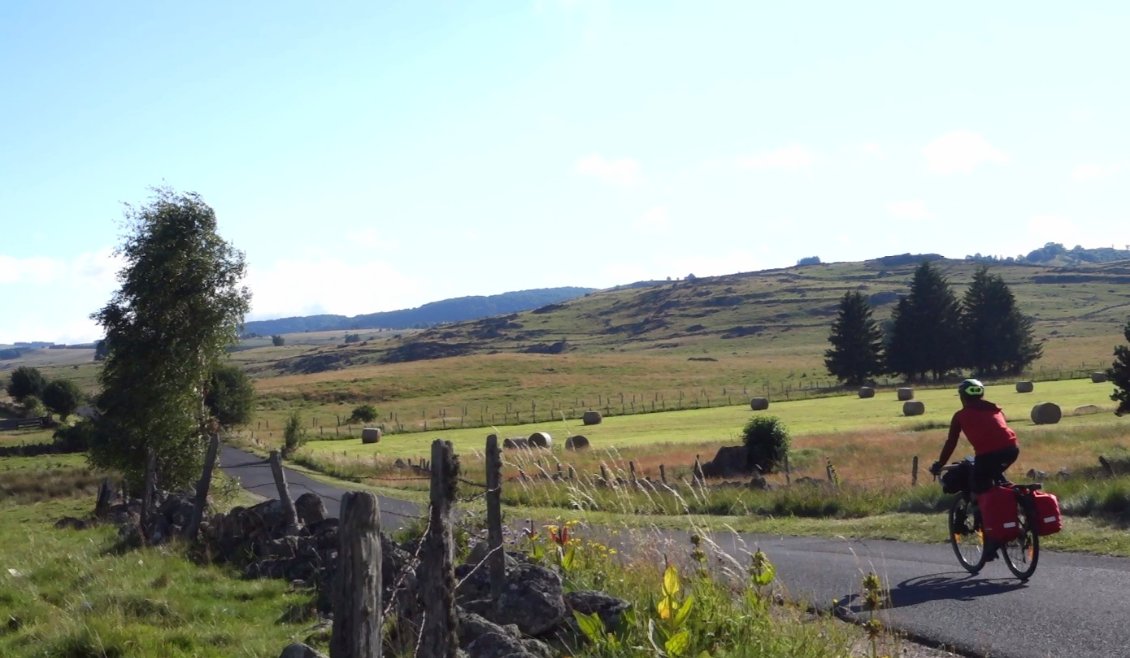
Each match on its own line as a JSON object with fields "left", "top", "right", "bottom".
{"left": 1073, "top": 404, "right": 1102, "bottom": 416}
{"left": 897, "top": 387, "right": 914, "bottom": 401}
{"left": 565, "top": 435, "right": 590, "bottom": 451}
{"left": 1015, "top": 381, "right": 1034, "bottom": 393}
{"left": 502, "top": 437, "right": 530, "bottom": 449}
{"left": 1091, "top": 371, "right": 1108, "bottom": 383}
{"left": 360, "top": 427, "right": 382, "bottom": 444}
{"left": 1030, "top": 402, "right": 1062, "bottom": 425}
{"left": 858, "top": 387, "right": 875, "bottom": 399}
{"left": 528, "top": 431, "right": 552, "bottom": 448}
{"left": 581, "top": 410, "right": 603, "bottom": 426}
{"left": 902, "top": 400, "right": 925, "bottom": 416}
{"left": 749, "top": 397, "right": 770, "bottom": 411}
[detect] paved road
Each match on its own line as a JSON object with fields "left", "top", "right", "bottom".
{"left": 219, "top": 445, "right": 1130, "bottom": 658}
{"left": 218, "top": 445, "right": 421, "bottom": 531}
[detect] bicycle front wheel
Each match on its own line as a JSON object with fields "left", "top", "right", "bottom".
{"left": 949, "top": 495, "right": 985, "bottom": 573}
{"left": 1002, "top": 497, "right": 1040, "bottom": 580}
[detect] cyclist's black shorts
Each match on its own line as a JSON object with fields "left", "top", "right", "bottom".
{"left": 973, "top": 445, "right": 1019, "bottom": 493}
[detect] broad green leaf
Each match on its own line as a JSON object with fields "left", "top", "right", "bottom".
{"left": 657, "top": 595, "right": 673, "bottom": 620}
{"left": 561, "top": 544, "right": 577, "bottom": 570}
{"left": 752, "top": 561, "right": 775, "bottom": 587}
{"left": 665, "top": 629, "right": 691, "bottom": 657}
{"left": 573, "top": 610, "right": 604, "bottom": 641}
{"left": 674, "top": 594, "right": 695, "bottom": 627}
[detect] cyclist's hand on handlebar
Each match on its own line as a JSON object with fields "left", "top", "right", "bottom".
{"left": 929, "top": 460, "right": 943, "bottom": 476}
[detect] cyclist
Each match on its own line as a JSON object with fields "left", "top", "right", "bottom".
{"left": 929, "top": 378, "right": 1020, "bottom": 560}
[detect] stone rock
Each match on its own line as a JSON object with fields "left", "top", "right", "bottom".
{"left": 496, "top": 563, "right": 567, "bottom": 636}
{"left": 748, "top": 473, "right": 770, "bottom": 490}
{"left": 700, "top": 445, "right": 751, "bottom": 478}
{"left": 157, "top": 493, "right": 196, "bottom": 528}
{"left": 564, "top": 590, "right": 631, "bottom": 631}
{"left": 294, "top": 493, "right": 327, "bottom": 526}
{"left": 278, "top": 643, "right": 328, "bottom": 658}
{"left": 459, "top": 610, "right": 553, "bottom": 658}
{"left": 54, "top": 516, "right": 89, "bottom": 530}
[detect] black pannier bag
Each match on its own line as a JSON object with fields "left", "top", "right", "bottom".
{"left": 941, "top": 459, "right": 973, "bottom": 494}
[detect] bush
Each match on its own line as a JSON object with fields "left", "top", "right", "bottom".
{"left": 741, "top": 415, "right": 790, "bottom": 473}
{"left": 53, "top": 420, "right": 98, "bottom": 452}
{"left": 282, "top": 410, "right": 307, "bottom": 458}
{"left": 271, "top": 334, "right": 285, "bottom": 347}
{"left": 349, "top": 404, "right": 378, "bottom": 424}
{"left": 205, "top": 363, "right": 254, "bottom": 427}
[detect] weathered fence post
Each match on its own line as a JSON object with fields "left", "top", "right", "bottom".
{"left": 600, "top": 463, "right": 609, "bottom": 485}
{"left": 826, "top": 459, "right": 838, "bottom": 488}
{"left": 141, "top": 447, "right": 157, "bottom": 543}
{"left": 629, "top": 461, "right": 637, "bottom": 485}
{"left": 330, "top": 491, "right": 382, "bottom": 658}
{"left": 420, "top": 440, "right": 459, "bottom": 658}
{"left": 659, "top": 464, "right": 667, "bottom": 485}
{"left": 693, "top": 455, "right": 705, "bottom": 486}
{"left": 269, "top": 450, "right": 300, "bottom": 533}
{"left": 912, "top": 456, "right": 919, "bottom": 487}
{"left": 184, "top": 432, "right": 220, "bottom": 540}
{"left": 485, "top": 435, "right": 505, "bottom": 608}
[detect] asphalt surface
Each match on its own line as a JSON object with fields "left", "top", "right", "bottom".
{"left": 219, "top": 445, "right": 1130, "bottom": 658}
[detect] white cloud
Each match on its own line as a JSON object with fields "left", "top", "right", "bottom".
{"left": 634, "top": 206, "right": 671, "bottom": 232}
{"left": 886, "top": 200, "right": 933, "bottom": 221}
{"left": 1072, "top": 163, "right": 1120, "bottom": 181}
{"left": 575, "top": 154, "right": 642, "bottom": 186}
{"left": 245, "top": 257, "right": 424, "bottom": 320}
{"left": 737, "top": 145, "right": 815, "bottom": 171}
{"left": 922, "top": 131, "right": 1009, "bottom": 174}
{"left": 859, "top": 142, "right": 885, "bottom": 158}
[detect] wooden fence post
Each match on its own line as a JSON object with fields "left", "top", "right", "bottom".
{"left": 141, "top": 447, "right": 157, "bottom": 543}
{"left": 184, "top": 433, "right": 220, "bottom": 541}
{"left": 420, "top": 440, "right": 459, "bottom": 658}
{"left": 600, "top": 464, "right": 609, "bottom": 485}
{"left": 693, "top": 455, "right": 705, "bottom": 485}
{"left": 269, "top": 450, "right": 300, "bottom": 532}
{"left": 485, "top": 435, "right": 505, "bottom": 608}
{"left": 912, "top": 456, "right": 919, "bottom": 487}
{"left": 659, "top": 464, "right": 667, "bottom": 485}
{"left": 629, "top": 461, "right": 637, "bottom": 485}
{"left": 330, "top": 491, "right": 382, "bottom": 658}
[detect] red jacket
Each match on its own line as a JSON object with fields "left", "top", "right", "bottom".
{"left": 954, "top": 400, "right": 1018, "bottom": 455}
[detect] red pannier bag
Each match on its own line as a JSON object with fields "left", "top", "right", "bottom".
{"left": 979, "top": 485, "right": 1021, "bottom": 543}
{"left": 1033, "top": 490, "right": 1062, "bottom": 536}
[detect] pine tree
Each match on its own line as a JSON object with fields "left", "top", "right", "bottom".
{"left": 1108, "top": 320, "right": 1130, "bottom": 416}
{"left": 961, "top": 266, "right": 1042, "bottom": 375}
{"left": 884, "top": 261, "right": 963, "bottom": 382}
{"left": 824, "top": 291, "right": 884, "bottom": 386}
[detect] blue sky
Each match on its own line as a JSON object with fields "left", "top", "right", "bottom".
{"left": 2, "top": 1, "right": 1128, "bottom": 344}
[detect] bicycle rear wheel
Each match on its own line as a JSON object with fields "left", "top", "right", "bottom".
{"left": 1002, "top": 496, "right": 1040, "bottom": 580}
{"left": 949, "top": 495, "right": 985, "bottom": 573}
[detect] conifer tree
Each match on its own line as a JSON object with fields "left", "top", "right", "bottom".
{"left": 824, "top": 291, "right": 884, "bottom": 386}
{"left": 960, "top": 266, "right": 1042, "bottom": 375}
{"left": 885, "top": 261, "right": 963, "bottom": 382}
{"left": 1108, "top": 320, "right": 1130, "bottom": 416}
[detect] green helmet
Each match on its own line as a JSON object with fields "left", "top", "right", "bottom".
{"left": 957, "top": 378, "right": 985, "bottom": 397}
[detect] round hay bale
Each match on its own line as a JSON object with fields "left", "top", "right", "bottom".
{"left": 1030, "top": 402, "right": 1062, "bottom": 425}
{"left": 582, "top": 410, "right": 603, "bottom": 426}
{"left": 502, "top": 437, "right": 530, "bottom": 450}
{"left": 749, "top": 397, "right": 770, "bottom": 411}
{"left": 858, "top": 386, "right": 875, "bottom": 399}
{"left": 1015, "top": 381, "right": 1034, "bottom": 393}
{"left": 1073, "top": 404, "right": 1102, "bottom": 416}
{"left": 528, "top": 431, "right": 552, "bottom": 448}
{"left": 565, "top": 435, "right": 590, "bottom": 451}
{"left": 360, "top": 427, "right": 382, "bottom": 444}
{"left": 1091, "top": 371, "right": 1108, "bottom": 383}
{"left": 897, "top": 387, "right": 914, "bottom": 401}
{"left": 902, "top": 400, "right": 925, "bottom": 416}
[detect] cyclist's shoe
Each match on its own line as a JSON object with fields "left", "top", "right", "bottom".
{"left": 983, "top": 539, "right": 1000, "bottom": 562}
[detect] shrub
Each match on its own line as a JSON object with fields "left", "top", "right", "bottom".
{"left": 53, "top": 420, "right": 98, "bottom": 452}
{"left": 741, "top": 415, "right": 790, "bottom": 473}
{"left": 282, "top": 410, "right": 307, "bottom": 458}
{"left": 271, "top": 334, "right": 285, "bottom": 346}
{"left": 349, "top": 404, "right": 379, "bottom": 424}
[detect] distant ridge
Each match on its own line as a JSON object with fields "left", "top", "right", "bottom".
{"left": 240, "top": 287, "right": 596, "bottom": 336}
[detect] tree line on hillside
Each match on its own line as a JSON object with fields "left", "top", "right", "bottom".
{"left": 824, "top": 262, "right": 1043, "bottom": 385}
{"left": 966, "top": 241, "right": 1130, "bottom": 265}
